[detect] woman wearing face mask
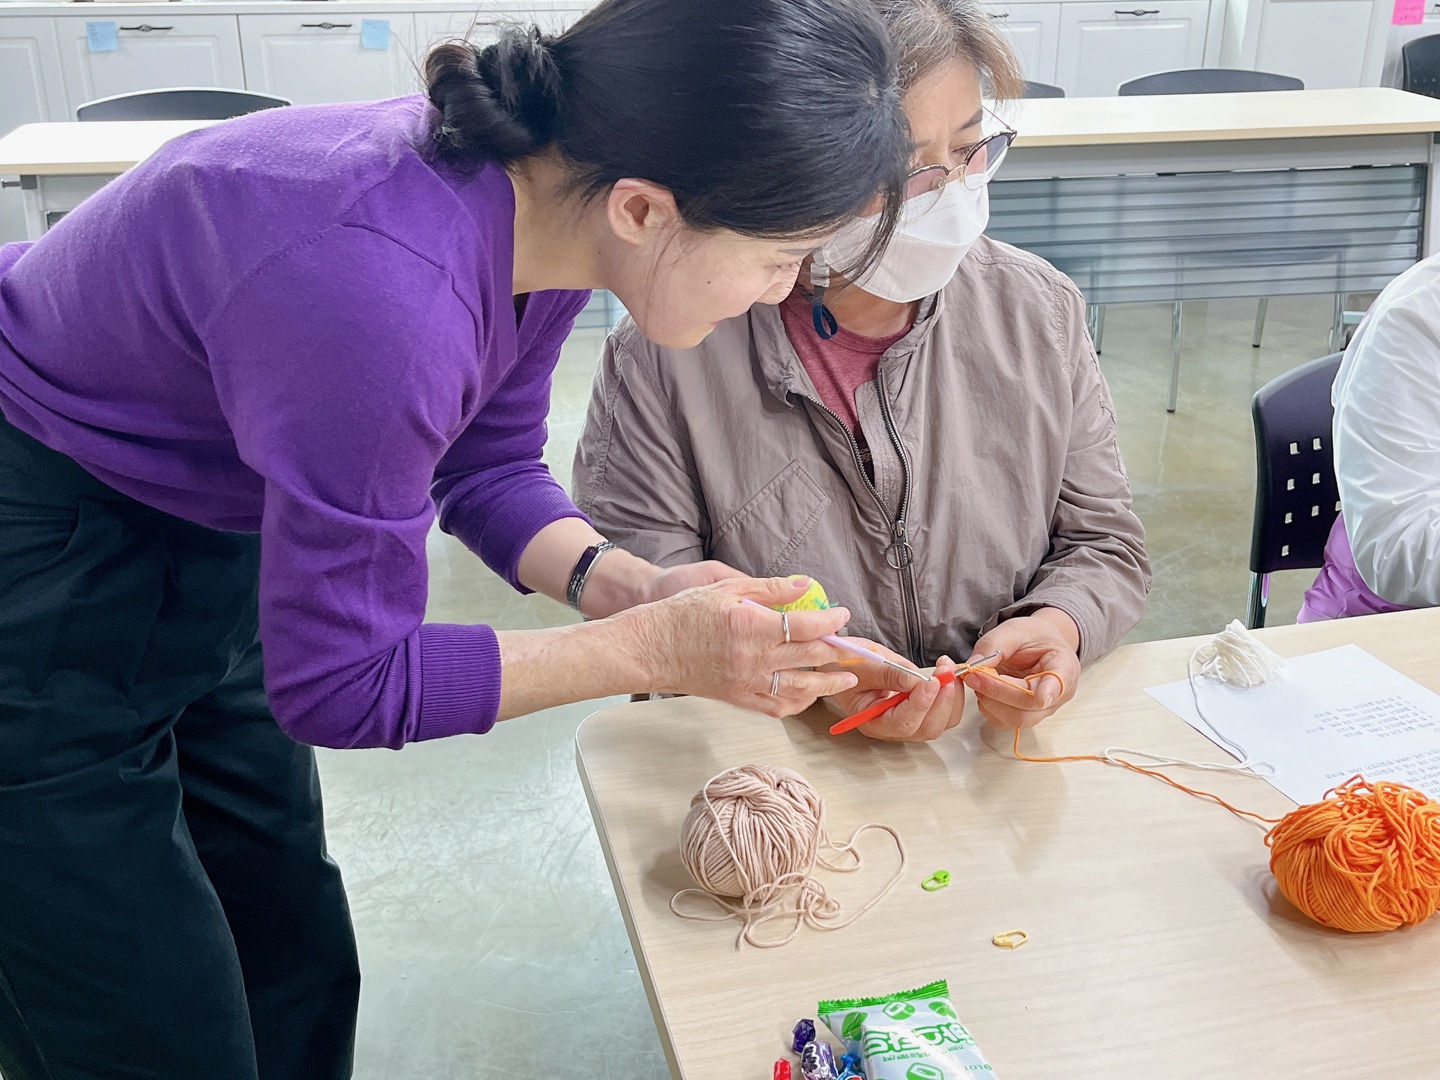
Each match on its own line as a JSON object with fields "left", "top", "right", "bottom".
{"left": 0, "top": 0, "right": 911, "bottom": 1073}
{"left": 574, "top": 0, "right": 1151, "bottom": 743}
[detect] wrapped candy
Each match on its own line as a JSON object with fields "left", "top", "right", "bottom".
{"left": 774, "top": 1060, "right": 793, "bottom": 1080}
{"left": 792, "top": 1019, "right": 817, "bottom": 1054}
{"left": 800, "top": 1040, "right": 838, "bottom": 1080}
{"left": 837, "top": 1051, "right": 866, "bottom": 1079}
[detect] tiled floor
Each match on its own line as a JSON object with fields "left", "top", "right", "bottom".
{"left": 315, "top": 292, "right": 1354, "bottom": 1079}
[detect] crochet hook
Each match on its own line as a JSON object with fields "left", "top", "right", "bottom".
{"left": 740, "top": 598, "right": 931, "bottom": 683}
{"left": 829, "top": 650, "right": 1003, "bottom": 735}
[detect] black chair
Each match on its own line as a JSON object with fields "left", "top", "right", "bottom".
{"left": 1402, "top": 34, "right": 1440, "bottom": 100}
{"left": 1023, "top": 81, "right": 1066, "bottom": 98}
{"left": 77, "top": 88, "right": 290, "bottom": 122}
{"left": 1118, "top": 68, "right": 1304, "bottom": 96}
{"left": 1246, "top": 352, "right": 1343, "bottom": 628}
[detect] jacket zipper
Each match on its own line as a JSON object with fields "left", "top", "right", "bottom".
{"left": 802, "top": 376, "right": 924, "bottom": 665}
{"left": 874, "top": 367, "right": 924, "bottom": 666}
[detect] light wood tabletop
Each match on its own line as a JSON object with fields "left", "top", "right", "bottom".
{"left": 0, "top": 120, "right": 219, "bottom": 176}
{"left": 1011, "top": 86, "right": 1440, "bottom": 148}
{"left": 576, "top": 607, "right": 1440, "bottom": 1079}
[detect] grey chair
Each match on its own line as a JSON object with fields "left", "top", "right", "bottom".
{"left": 1245, "top": 352, "right": 1343, "bottom": 628}
{"left": 1401, "top": 34, "right": 1440, "bottom": 100}
{"left": 1023, "top": 81, "right": 1066, "bottom": 99}
{"left": 1107, "top": 68, "right": 1313, "bottom": 410}
{"left": 1118, "top": 68, "right": 1303, "bottom": 96}
{"left": 77, "top": 87, "right": 290, "bottom": 122}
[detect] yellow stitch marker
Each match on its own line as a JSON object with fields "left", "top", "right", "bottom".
{"left": 991, "top": 929, "right": 1028, "bottom": 949}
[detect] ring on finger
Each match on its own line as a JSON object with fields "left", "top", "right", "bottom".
{"left": 770, "top": 671, "right": 781, "bottom": 696}
{"left": 780, "top": 611, "right": 791, "bottom": 645}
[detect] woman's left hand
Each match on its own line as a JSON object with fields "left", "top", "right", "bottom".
{"left": 962, "top": 608, "right": 1082, "bottom": 728}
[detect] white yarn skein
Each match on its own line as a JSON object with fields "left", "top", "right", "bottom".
{"left": 1105, "top": 619, "right": 1283, "bottom": 777}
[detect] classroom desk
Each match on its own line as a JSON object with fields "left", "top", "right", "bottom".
{"left": 990, "top": 87, "right": 1440, "bottom": 308}
{"left": 0, "top": 120, "right": 216, "bottom": 241}
{"left": 576, "top": 606, "right": 1440, "bottom": 1079}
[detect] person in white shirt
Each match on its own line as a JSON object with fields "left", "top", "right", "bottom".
{"left": 1299, "top": 254, "right": 1440, "bottom": 620}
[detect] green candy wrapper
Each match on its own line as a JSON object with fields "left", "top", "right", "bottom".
{"left": 818, "top": 979, "right": 995, "bottom": 1079}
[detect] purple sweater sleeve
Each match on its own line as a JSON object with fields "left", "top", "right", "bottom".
{"left": 432, "top": 290, "right": 592, "bottom": 589}
{"left": 203, "top": 226, "right": 540, "bottom": 748}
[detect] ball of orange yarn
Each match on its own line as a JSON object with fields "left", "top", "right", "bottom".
{"left": 1266, "top": 776, "right": 1440, "bottom": 933}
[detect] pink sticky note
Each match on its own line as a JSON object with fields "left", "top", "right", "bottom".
{"left": 1394, "top": 0, "right": 1424, "bottom": 26}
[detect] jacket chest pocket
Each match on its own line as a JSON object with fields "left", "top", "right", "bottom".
{"left": 711, "top": 460, "right": 831, "bottom": 579}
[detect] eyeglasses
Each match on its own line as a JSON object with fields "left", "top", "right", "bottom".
{"left": 901, "top": 108, "right": 1017, "bottom": 218}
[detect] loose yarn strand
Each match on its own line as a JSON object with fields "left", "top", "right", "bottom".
{"left": 670, "top": 765, "right": 906, "bottom": 949}
{"left": 1010, "top": 623, "right": 1440, "bottom": 933}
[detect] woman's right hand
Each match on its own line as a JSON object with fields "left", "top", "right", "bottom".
{"left": 623, "top": 576, "right": 859, "bottom": 717}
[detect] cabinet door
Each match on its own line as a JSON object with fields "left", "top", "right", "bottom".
{"left": 1254, "top": 0, "right": 1376, "bottom": 89}
{"left": 1056, "top": 0, "right": 1211, "bottom": 96}
{"left": 238, "top": 13, "right": 419, "bottom": 105}
{"left": 0, "top": 18, "right": 68, "bottom": 133}
{"left": 986, "top": 4, "right": 1063, "bottom": 85}
{"left": 55, "top": 15, "right": 246, "bottom": 115}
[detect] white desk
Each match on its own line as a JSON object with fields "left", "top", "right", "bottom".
{"left": 576, "top": 607, "right": 1440, "bottom": 1079}
{"left": 0, "top": 120, "right": 216, "bottom": 240}
{"left": 991, "top": 87, "right": 1440, "bottom": 306}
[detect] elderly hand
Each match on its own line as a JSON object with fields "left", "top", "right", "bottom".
{"left": 627, "top": 576, "right": 859, "bottom": 717}
{"left": 820, "top": 638, "right": 965, "bottom": 742}
{"left": 961, "top": 608, "right": 1081, "bottom": 728}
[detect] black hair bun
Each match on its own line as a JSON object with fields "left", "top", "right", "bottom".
{"left": 427, "top": 27, "right": 562, "bottom": 161}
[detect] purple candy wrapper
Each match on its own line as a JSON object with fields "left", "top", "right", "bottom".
{"left": 792, "top": 1019, "right": 817, "bottom": 1054}
{"left": 800, "top": 1040, "right": 838, "bottom": 1080}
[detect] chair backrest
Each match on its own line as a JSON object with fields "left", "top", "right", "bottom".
{"left": 1118, "top": 68, "right": 1304, "bottom": 96}
{"left": 1248, "top": 353, "right": 1343, "bottom": 577}
{"left": 1402, "top": 34, "right": 1440, "bottom": 100}
{"left": 1023, "top": 81, "right": 1066, "bottom": 99}
{"left": 77, "top": 88, "right": 291, "bottom": 122}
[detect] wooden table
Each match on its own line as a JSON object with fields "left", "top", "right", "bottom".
{"left": 0, "top": 120, "right": 216, "bottom": 240}
{"left": 576, "top": 607, "right": 1440, "bottom": 1079}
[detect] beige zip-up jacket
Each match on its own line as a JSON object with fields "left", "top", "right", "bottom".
{"left": 573, "top": 236, "right": 1150, "bottom": 666}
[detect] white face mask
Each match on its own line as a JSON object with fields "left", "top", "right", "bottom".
{"left": 816, "top": 180, "right": 990, "bottom": 304}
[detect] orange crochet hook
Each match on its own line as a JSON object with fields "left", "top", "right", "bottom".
{"left": 829, "top": 651, "right": 1001, "bottom": 735}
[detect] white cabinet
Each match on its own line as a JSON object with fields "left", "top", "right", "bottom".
{"left": 54, "top": 14, "right": 246, "bottom": 116}
{"left": 1222, "top": 0, "right": 1389, "bottom": 87}
{"left": 238, "top": 13, "right": 418, "bottom": 105}
{"left": 1056, "top": 0, "right": 1211, "bottom": 95}
{"left": 0, "top": 18, "right": 67, "bottom": 133}
{"left": 987, "top": 3, "right": 1062, "bottom": 85}
{"left": 1253, "top": 0, "right": 1383, "bottom": 87}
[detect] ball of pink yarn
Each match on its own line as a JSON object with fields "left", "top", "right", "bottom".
{"left": 680, "top": 765, "right": 826, "bottom": 899}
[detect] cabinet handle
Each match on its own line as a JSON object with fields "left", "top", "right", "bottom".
{"left": 119, "top": 25, "right": 173, "bottom": 32}
{"left": 1114, "top": 7, "right": 1160, "bottom": 13}
{"left": 989, "top": 10, "right": 1010, "bottom": 17}
{"left": 300, "top": 22, "right": 354, "bottom": 29}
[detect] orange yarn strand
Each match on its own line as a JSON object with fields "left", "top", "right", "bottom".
{"left": 1010, "top": 731, "right": 1440, "bottom": 932}
{"left": 1010, "top": 730, "right": 1280, "bottom": 826}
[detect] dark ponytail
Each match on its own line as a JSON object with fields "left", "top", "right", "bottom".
{"left": 423, "top": 0, "right": 910, "bottom": 246}
{"left": 426, "top": 28, "right": 560, "bottom": 163}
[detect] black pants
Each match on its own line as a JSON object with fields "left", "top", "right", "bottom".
{"left": 0, "top": 416, "right": 359, "bottom": 1080}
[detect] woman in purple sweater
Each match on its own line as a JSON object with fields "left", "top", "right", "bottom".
{"left": 0, "top": 0, "right": 911, "bottom": 1073}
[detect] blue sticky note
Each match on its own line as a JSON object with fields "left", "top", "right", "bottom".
{"left": 360, "top": 19, "right": 390, "bottom": 50}
{"left": 87, "top": 21, "right": 118, "bottom": 53}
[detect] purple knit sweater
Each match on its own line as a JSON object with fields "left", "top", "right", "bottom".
{"left": 0, "top": 97, "right": 591, "bottom": 748}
